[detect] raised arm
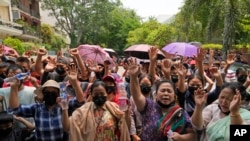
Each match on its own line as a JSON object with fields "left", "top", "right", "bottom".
{"left": 69, "top": 48, "right": 88, "bottom": 76}
{"left": 128, "top": 58, "right": 146, "bottom": 112}
{"left": 161, "top": 59, "right": 172, "bottom": 81}
{"left": 229, "top": 89, "right": 243, "bottom": 124}
{"left": 194, "top": 48, "right": 206, "bottom": 83}
{"left": 176, "top": 63, "right": 187, "bottom": 93}
{"left": 191, "top": 88, "right": 208, "bottom": 129}
{"left": 148, "top": 47, "right": 158, "bottom": 83}
{"left": 68, "top": 64, "right": 85, "bottom": 103}
{"left": 34, "top": 48, "right": 47, "bottom": 75}
{"left": 9, "top": 79, "right": 21, "bottom": 109}
{"left": 223, "top": 53, "right": 235, "bottom": 74}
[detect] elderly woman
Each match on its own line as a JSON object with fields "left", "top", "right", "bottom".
{"left": 128, "top": 58, "right": 195, "bottom": 141}
{"left": 191, "top": 82, "right": 250, "bottom": 141}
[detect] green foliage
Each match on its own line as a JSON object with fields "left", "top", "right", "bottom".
{"left": 3, "top": 37, "right": 24, "bottom": 54}
{"left": 41, "top": 24, "right": 54, "bottom": 44}
{"left": 51, "top": 35, "right": 66, "bottom": 50}
{"left": 202, "top": 44, "right": 222, "bottom": 50}
{"left": 126, "top": 19, "right": 175, "bottom": 48}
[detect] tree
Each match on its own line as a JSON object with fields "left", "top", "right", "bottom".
{"left": 126, "top": 19, "right": 175, "bottom": 48}
{"left": 41, "top": 0, "right": 121, "bottom": 48}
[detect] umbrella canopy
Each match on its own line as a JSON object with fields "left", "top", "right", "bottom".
{"left": 77, "top": 44, "right": 115, "bottom": 67}
{"left": 162, "top": 42, "right": 198, "bottom": 57}
{"left": 124, "top": 44, "right": 165, "bottom": 59}
{"left": 103, "top": 48, "right": 117, "bottom": 58}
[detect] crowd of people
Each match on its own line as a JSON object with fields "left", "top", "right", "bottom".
{"left": 0, "top": 44, "right": 250, "bottom": 141}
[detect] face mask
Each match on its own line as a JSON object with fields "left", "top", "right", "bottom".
{"left": 218, "top": 105, "right": 230, "bottom": 115}
{"left": 190, "top": 65, "right": 195, "bottom": 70}
{"left": 140, "top": 85, "right": 151, "bottom": 95}
{"left": 93, "top": 95, "right": 107, "bottom": 106}
{"left": 55, "top": 67, "right": 66, "bottom": 75}
{"left": 106, "top": 86, "right": 116, "bottom": 94}
{"left": 0, "top": 74, "right": 6, "bottom": 79}
{"left": 171, "top": 75, "right": 178, "bottom": 83}
{"left": 237, "top": 75, "right": 247, "bottom": 84}
{"left": 188, "top": 86, "right": 198, "bottom": 95}
{"left": 157, "top": 100, "right": 175, "bottom": 109}
{"left": 0, "top": 127, "right": 12, "bottom": 137}
{"left": 43, "top": 92, "right": 58, "bottom": 106}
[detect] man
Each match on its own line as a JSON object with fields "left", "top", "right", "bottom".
{"left": 0, "top": 64, "right": 36, "bottom": 129}
{"left": 8, "top": 65, "right": 86, "bottom": 141}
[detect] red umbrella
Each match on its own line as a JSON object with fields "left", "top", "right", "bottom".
{"left": 124, "top": 44, "right": 165, "bottom": 59}
{"left": 77, "top": 44, "right": 115, "bottom": 67}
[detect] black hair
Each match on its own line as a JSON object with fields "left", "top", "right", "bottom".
{"left": 0, "top": 111, "right": 13, "bottom": 124}
{"left": 155, "top": 80, "right": 177, "bottom": 95}
{"left": 90, "top": 80, "right": 107, "bottom": 94}
{"left": 16, "top": 57, "right": 30, "bottom": 65}
{"left": 139, "top": 74, "right": 153, "bottom": 85}
{"left": 221, "top": 82, "right": 247, "bottom": 100}
{"left": 236, "top": 67, "right": 247, "bottom": 77}
{"left": 0, "top": 62, "right": 9, "bottom": 69}
{"left": 6, "top": 64, "right": 25, "bottom": 75}
{"left": 187, "top": 75, "right": 204, "bottom": 86}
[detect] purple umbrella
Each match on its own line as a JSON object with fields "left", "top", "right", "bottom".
{"left": 162, "top": 42, "right": 198, "bottom": 57}
{"left": 77, "top": 44, "right": 115, "bottom": 67}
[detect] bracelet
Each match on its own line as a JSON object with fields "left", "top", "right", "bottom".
{"left": 230, "top": 113, "right": 240, "bottom": 117}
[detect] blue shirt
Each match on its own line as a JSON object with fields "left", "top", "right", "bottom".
{"left": 9, "top": 99, "right": 84, "bottom": 141}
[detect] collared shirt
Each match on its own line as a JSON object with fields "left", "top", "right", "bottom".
{"left": 9, "top": 98, "right": 84, "bottom": 141}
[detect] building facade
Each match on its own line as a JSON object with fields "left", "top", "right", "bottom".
{"left": 0, "top": 0, "right": 42, "bottom": 43}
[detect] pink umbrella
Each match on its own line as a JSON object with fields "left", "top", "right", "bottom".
{"left": 162, "top": 42, "right": 198, "bottom": 57}
{"left": 77, "top": 44, "right": 115, "bottom": 67}
{"left": 124, "top": 44, "right": 165, "bottom": 59}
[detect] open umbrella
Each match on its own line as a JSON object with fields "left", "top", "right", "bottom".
{"left": 162, "top": 42, "right": 198, "bottom": 57}
{"left": 77, "top": 44, "right": 115, "bottom": 67}
{"left": 124, "top": 44, "right": 165, "bottom": 59}
{"left": 103, "top": 48, "right": 117, "bottom": 58}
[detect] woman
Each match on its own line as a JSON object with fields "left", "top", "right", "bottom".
{"left": 130, "top": 74, "right": 153, "bottom": 141}
{"left": 61, "top": 81, "right": 130, "bottom": 141}
{"left": 191, "top": 82, "right": 250, "bottom": 141}
{"left": 177, "top": 65, "right": 223, "bottom": 116}
{"left": 128, "top": 58, "right": 195, "bottom": 141}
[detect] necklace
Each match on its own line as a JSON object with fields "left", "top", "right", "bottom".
{"left": 94, "top": 109, "right": 105, "bottom": 141}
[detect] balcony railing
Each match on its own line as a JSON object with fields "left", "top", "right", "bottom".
{"left": 11, "top": 1, "right": 40, "bottom": 19}
{"left": 0, "top": 19, "right": 23, "bottom": 30}
{"left": 22, "top": 26, "right": 40, "bottom": 38}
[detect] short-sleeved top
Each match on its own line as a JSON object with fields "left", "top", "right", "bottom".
{"left": 140, "top": 98, "right": 192, "bottom": 141}
{"left": 0, "top": 86, "right": 36, "bottom": 128}
{"left": 177, "top": 86, "right": 221, "bottom": 116}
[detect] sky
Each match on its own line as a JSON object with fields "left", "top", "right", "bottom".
{"left": 120, "top": 0, "right": 184, "bottom": 18}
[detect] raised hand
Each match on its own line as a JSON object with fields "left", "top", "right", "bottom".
{"left": 229, "top": 89, "right": 241, "bottom": 114}
{"left": 69, "top": 48, "right": 79, "bottom": 56}
{"left": 226, "top": 53, "right": 236, "bottom": 65}
{"left": 194, "top": 48, "right": 206, "bottom": 63}
{"left": 57, "top": 50, "right": 62, "bottom": 58}
{"left": 8, "top": 49, "right": 19, "bottom": 58}
{"left": 175, "top": 63, "right": 186, "bottom": 77}
{"left": 127, "top": 57, "right": 140, "bottom": 77}
{"left": 57, "top": 97, "right": 69, "bottom": 110}
{"left": 209, "top": 66, "right": 220, "bottom": 78}
{"left": 22, "top": 50, "right": 32, "bottom": 58}
{"left": 148, "top": 46, "right": 158, "bottom": 61}
{"left": 68, "top": 64, "right": 78, "bottom": 83}
{"left": 194, "top": 88, "right": 208, "bottom": 107}
{"left": 45, "top": 57, "right": 56, "bottom": 72}
{"left": 36, "top": 48, "right": 47, "bottom": 56}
